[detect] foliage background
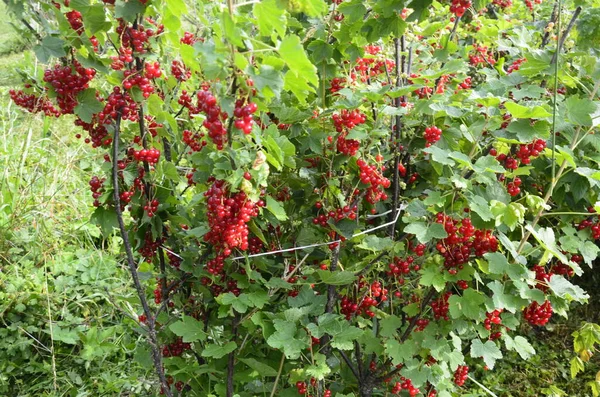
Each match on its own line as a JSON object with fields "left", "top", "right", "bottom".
{"left": 0, "top": 0, "right": 599, "bottom": 396}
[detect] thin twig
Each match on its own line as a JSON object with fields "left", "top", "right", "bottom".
{"left": 550, "top": 6, "right": 582, "bottom": 65}
{"left": 339, "top": 349, "right": 361, "bottom": 380}
{"left": 112, "top": 113, "right": 172, "bottom": 397}
{"left": 269, "top": 354, "right": 286, "bottom": 397}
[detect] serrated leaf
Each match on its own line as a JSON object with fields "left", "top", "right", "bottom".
{"left": 385, "top": 339, "right": 419, "bottom": 365}
{"left": 468, "top": 194, "right": 493, "bottom": 221}
{"left": 279, "top": 34, "right": 318, "bottom": 88}
{"left": 404, "top": 222, "right": 448, "bottom": 243}
{"left": 565, "top": 95, "right": 596, "bottom": 126}
{"left": 169, "top": 315, "right": 207, "bottom": 343}
{"left": 357, "top": 235, "right": 393, "bottom": 252}
{"left": 548, "top": 275, "right": 589, "bottom": 302}
{"left": 201, "top": 342, "right": 237, "bottom": 359}
{"left": 317, "top": 270, "right": 356, "bottom": 285}
{"left": 267, "top": 319, "right": 308, "bottom": 359}
{"left": 448, "top": 289, "right": 485, "bottom": 320}
{"left": 484, "top": 252, "right": 509, "bottom": 275}
{"left": 424, "top": 146, "right": 455, "bottom": 166}
{"left": 379, "top": 315, "right": 403, "bottom": 338}
{"left": 504, "top": 101, "right": 552, "bottom": 119}
{"left": 470, "top": 339, "right": 502, "bottom": 369}
{"left": 34, "top": 36, "right": 66, "bottom": 63}
{"left": 265, "top": 196, "right": 288, "bottom": 221}
{"left": 504, "top": 335, "right": 535, "bottom": 360}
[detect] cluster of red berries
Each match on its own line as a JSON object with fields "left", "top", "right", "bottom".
{"left": 577, "top": 207, "right": 600, "bottom": 239}
{"left": 43, "top": 61, "right": 96, "bottom": 114}
{"left": 75, "top": 118, "right": 110, "bottom": 147}
{"left": 139, "top": 232, "right": 162, "bottom": 261}
{"left": 203, "top": 179, "right": 261, "bottom": 274}
{"left": 507, "top": 58, "right": 526, "bottom": 74}
{"left": 333, "top": 109, "right": 367, "bottom": 156}
{"left": 424, "top": 125, "right": 443, "bottom": 146}
{"left": 450, "top": 0, "right": 472, "bottom": 17}
{"left": 523, "top": 300, "right": 553, "bottom": 326}
{"left": 353, "top": 57, "right": 395, "bottom": 83}
{"left": 110, "top": 48, "right": 134, "bottom": 70}
{"left": 145, "top": 61, "right": 162, "bottom": 78}
{"left": 453, "top": 365, "right": 469, "bottom": 386}
{"left": 525, "top": 0, "right": 543, "bottom": 11}
{"left": 180, "top": 31, "right": 200, "bottom": 45}
{"left": 493, "top": 0, "right": 512, "bottom": 8}
{"left": 340, "top": 281, "right": 389, "bottom": 320}
{"left": 99, "top": 87, "right": 139, "bottom": 124}
{"left": 144, "top": 199, "right": 159, "bottom": 218}
{"left": 387, "top": 255, "right": 419, "bottom": 278}
{"left": 330, "top": 77, "right": 345, "bottom": 93}
{"left": 171, "top": 60, "right": 191, "bottom": 81}
{"left": 506, "top": 177, "right": 522, "bottom": 196}
{"left": 433, "top": 214, "right": 499, "bottom": 273}
{"left": 120, "top": 190, "right": 134, "bottom": 205}
{"left": 233, "top": 100, "right": 258, "bottom": 134}
{"left": 65, "top": 10, "right": 83, "bottom": 34}
{"left": 431, "top": 292, "right": 452, "bottom": 320}
{"left": 117, "top": 21, "right": 155, "bottom": 53}
{"left": 89, "top": 176, "right": 105, "bottom": 207}
{"left": 357, "top": 159, "right": 391, "bottom": 204}
{"left": 182, "top": 129, "right": 207, "bottom": 152}
{"left": 391, "top": 377, "right": 419, "bottom": 396}
{"left": 9, "top": 90, "right": 60, "bottom": 117}
{"left": 312, "top": 202, "right": 358, "bottom": 226}
{"left": 491, "top": 139, "right": 546, "bottom": 171}
{"left": 122, "top": 69, "right": 154, "bottom": 98}
{"left": 132, "top": 148, "right": 160, "bottom": 165}
{"left": 457, "top": 77, "right": 472, "bottom": 90}
{"left": 197, "top": 89, "right": 229, "bottom": 149}
{"left": 295, "top": 381, "right": 308, "bottom": 395}
{"left": 162, "top": 338, "right": 191, "bottom": 357}
{"left": 469, "top": 44, "right": 496, "bottom": 67}
{"left": 484, "top": 309, "right": 503, "bottom": 330}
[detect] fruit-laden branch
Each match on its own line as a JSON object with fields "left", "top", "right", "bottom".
{"left": 112, "top": 113, "right": 172, "bottom": 397}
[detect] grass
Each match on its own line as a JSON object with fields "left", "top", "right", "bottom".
{"left": 0, "top": 10, "right": 152, "bottom": 396}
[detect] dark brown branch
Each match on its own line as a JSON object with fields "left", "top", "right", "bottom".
{"left": 541, "top": 0, "right": 560, "bottom": 49}
{"left": 388, "top": 36, "right": 404, "bottom": 238}
{"left": 227, "top": 314, "right": 239, "bottom": 397}
{"left": 550, "top": 6, "right": 582, "bottom": 65}
{"left": 320, "top": 240, "right": 341, "bottom": 355}
{"left": 112, "top": 114, "right": 172, "bottom": 397}
{"left": 339, "top": 349, "right": 361, "bottom": 380}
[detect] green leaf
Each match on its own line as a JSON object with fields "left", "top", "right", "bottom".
{"left": 114, "top": 0, "right": 145, "bottom": 22}
{"left": 34, "top": 36, "right": 66, "bottom": 63}
{"left": 254, "top": 0, "right": 287, "bottom": 39}
{"left": 379, "top": 315, "right": 403, "bottom": 338}
{"left": 251, "top": 65, "right": 284, "bottom": 101}
{"left": 279, "top": 34, "right": 318, "bottom": 90}
{"left": 423, "top": 146, "right": 455, "bottom": 166}
{"left": 165, "top": 0, "right": 187, "bottom": 17}
{"left": 239, "top": 358, "right": 279, "bottom": 377}
{"left": 506, "top": 119, "right": 551, "bottom": 142}
{"left": 580, "top": 241, "right": 600, "bottom": 266}
{"left": 419, "top": 264, "right": 447, "bottom": 292}
{"left": 548, "top": 275, "right": 589, "bottom": 302}
{"left": 267, "top": 319, "right": 308, "bottom": 359}
{"left": 385, "top": 339, "right": 419, "bottom": 365}
{"left": 265, "top": 196, "right": 288, "bottom": 221}
{"left": 90, "top": 206, "right": 118, "bottom": 236}
{"left": 74, "top": 89, "right": 103, "bottom": 123}
{"left": 448, "top": 289, "right": 485, "bottom": 320}
{"left": 317, "top": 270, "right": 357, "bottom": 286}
{"left": 484, "top": 252, "right": 509, "bottom": 275}
{"left": 504, "top": 101, "right": 552, "bottom": 119}
{"left": 201, "top": 342, "right": 237, "bottom": 359}
{"left": 331, "top": 326, "right": 364, "bottom": 350}
{"left": 470, "top": 339, "right": 502, "bottom": 369}
{"left": 292, "top": 0, "right": 327, "bottom": 16}
{"left": 468, "top": 194, "right": 493, "bottom": 221}
{"left": 81, "top": 5, "right": 110, "bottom": 35}
{"left": 404, "top": 222, "right": 448, "bottom": 243}
{"left": 565, "top": 95, "right": 596, "bottom": 126}
{"left": 356, "top": 235, "right": 393, "bottom": 252}
{"left": 169, "top": 315, "right": 207, "bottom": 343}
{"left": 504, "top": 335, "right": 536, "bottom": 360}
